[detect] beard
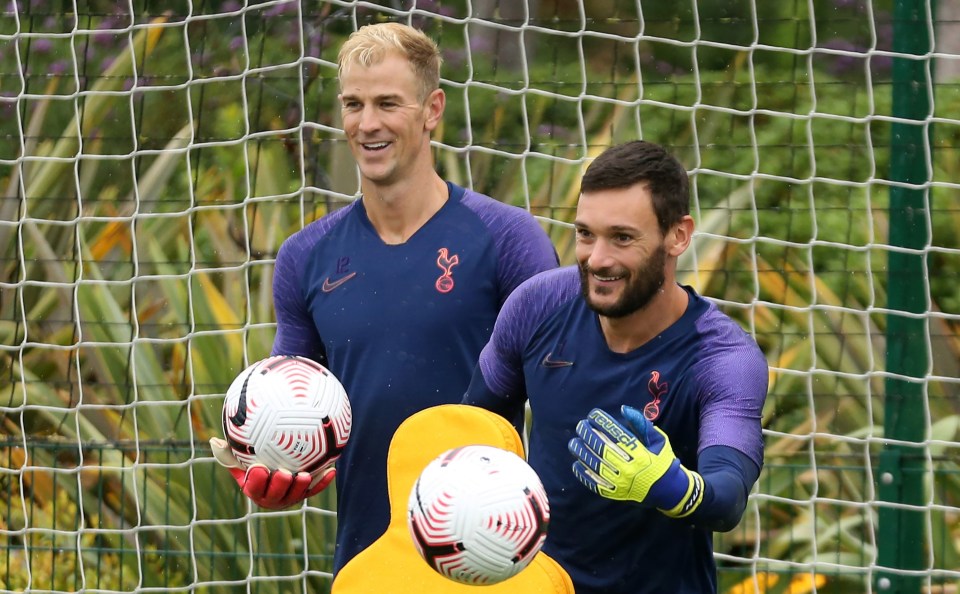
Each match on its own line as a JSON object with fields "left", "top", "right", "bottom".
{"left": 579, "top": 243, "right": 667, "bottom": 318}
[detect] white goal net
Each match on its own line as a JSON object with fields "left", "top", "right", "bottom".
{"left": 1, "top": 1, "right": 958, "bottom": 592}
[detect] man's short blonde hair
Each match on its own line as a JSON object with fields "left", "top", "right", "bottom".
{"left": 337, "top": 22, "right": 442, "bottom": 103}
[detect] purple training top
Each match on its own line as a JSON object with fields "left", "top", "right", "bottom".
{"left": 270, "top": 182, "right": 558, "bottom": 572}
{"left": 465, "top": 266, "right": 768, "bottom": 594}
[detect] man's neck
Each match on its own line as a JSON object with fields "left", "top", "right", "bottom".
{"left": 362, "top": 173, "right": 449, "bottom": 245}
{"left": 599, "top": 283, "right": 689, "bottom": 354}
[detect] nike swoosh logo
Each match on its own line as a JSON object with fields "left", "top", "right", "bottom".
{"left": 322, "top": 272, "right": 357, "bottom": 293}
{"left": 541, "top": 352, "right": 574, "bottom": 368}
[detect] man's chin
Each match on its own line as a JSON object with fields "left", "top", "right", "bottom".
{"left": 585, "top": 294, "right": 622, "bottom": 316}
{"left": 360, "top": 168, "right": 395, "bottom": 186}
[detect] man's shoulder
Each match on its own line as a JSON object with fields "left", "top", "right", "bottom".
{"left": 683, "top": 288, "right": 768, "bottom": 377}
{"left": 279, "top": 201, "right": 358, "bottom": 252}
{"left": 487, "top": 267, "right": 581, "bottom": 363}
{"left": 506, "top": 266, "right": 581, "bottom": 313}
{"left": 456, "top": 185, "right": 537, "bottom": 222}
{"left": 523, "top": 265, "right": 579, "bottom": 288}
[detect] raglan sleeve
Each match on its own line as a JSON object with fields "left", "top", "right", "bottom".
{"left": 270, "top": 235, "right": 327, "bottom": 364}
{"left": 688, "top": 332, "right": 769, "bottom": 531}
{"left": 462, "top": 275, "right": 542, "bottom": 429}
{"left": 493, "top": 208, "right": 559, "bottom": 304}
{"left": 697, "top": 333, "right": 768, "bottom": 467}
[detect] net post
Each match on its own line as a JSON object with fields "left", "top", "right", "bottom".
{"left": 878, "top": 0, "right": 933, "bottom": 592}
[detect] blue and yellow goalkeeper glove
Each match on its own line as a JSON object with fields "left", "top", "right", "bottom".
{"left": 568, "top": 405, "right": 704, "bottom": 518}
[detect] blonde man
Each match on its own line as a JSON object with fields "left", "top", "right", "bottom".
{"left": 212, "top": 22, "right": 557, "bottom": 574}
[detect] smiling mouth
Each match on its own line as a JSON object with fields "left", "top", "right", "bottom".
{"left": 361, "top": 141, "right": 390, "bottom": 151}
{"left": 592, "top": 272, "right": 624, "bottom": 282}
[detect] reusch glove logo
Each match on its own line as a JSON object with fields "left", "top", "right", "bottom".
{"left": 590, "top": 413, "right": 639, "bottom": 452}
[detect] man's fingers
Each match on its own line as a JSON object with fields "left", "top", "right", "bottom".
{"left": 568, "top": 436, "right": 604, "bottom": 475}
{"left": 307, "top": 466, "right": 336, "bottom": 498}
{"left": 209, "top": 437, "right": 243, "bottom": 469}
{"left": 272, "top": 473, "right": 313, "bottom": 508}
{"left": 216, "top": 456, "right": 327, "bottom": 509}
{"left": 239, "top": 465, "right": 270, "bottom": 499}
{"left": 261, "top": 468, "right": 296, "bottom": 502}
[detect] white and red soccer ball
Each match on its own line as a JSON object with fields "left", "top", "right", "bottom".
{"left": 407, "top": 444, "right": 550, "bottom": 585}
{"left": 221, "top": 355, "right": 352, "bottom": 474}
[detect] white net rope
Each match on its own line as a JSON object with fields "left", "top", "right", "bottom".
{"left": 1, "top": 1, "right": 958, "bottom": 592}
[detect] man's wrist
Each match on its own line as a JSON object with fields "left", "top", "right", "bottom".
{"left": 659, "top": 467, "right": 704, "bottom": 518}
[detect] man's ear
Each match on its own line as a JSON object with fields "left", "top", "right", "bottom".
{"left": 424, "top": 88, "right": 445, "bottom": 132}
{"left": 667, "top": 215, "right": 695, "bottom": 257}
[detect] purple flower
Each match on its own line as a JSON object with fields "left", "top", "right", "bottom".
{"left": 50, "top": 59, "right": 68, "bottom": 74}
{"left": 655, "top": 60, "right": 674, "bottom": 75}
{"left": 94, "top": 31, "right": 118, "bottom": 47}
{"left": 442, "top": 48, "right": 466, "bottom": 69}
{"left": 469, "top": 35, "right": 493, "bottom": 54}
{"left": 869, "top": 54, "right": 892, "bottom": 76}
{"left": 32, "top": 38, "right": 53, "bottom": 53}
{"left": 832, "top": 0, "right": 864, "bottom": 9}
{"left": 191, "top": 50, "right": 207, "bottom": 66}
{"left": 222, "top": 1, "right": 241, "bottom": 12}
{"left": 411, "top": 14, "right": 430, "bottom": 30}
{"left": 265, "top": 2, "right": 297, "bottom": 17}
{"left": 537, "top": 124, "right": 574, "bottom": 142}
{"left": 875, "top": 22, "right": 894, "bottom": 52}
{"left": 229, "top": 36, "right": 245, "bottom": 51}
{"left": 820, "top": 39, "right": 865, "bottom": 76}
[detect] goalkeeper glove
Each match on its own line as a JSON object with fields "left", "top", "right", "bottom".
{"left": 568, "top": 405, "right": 704, "bottom": 518}
{"left": 209, "top": 438, "right": 336, "bottom": 510}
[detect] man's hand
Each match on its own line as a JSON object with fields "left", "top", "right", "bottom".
{"left": 210, "top": 437, "right": 336, "bottom": 509}
{"left": 567, "top": 406, "right": 703, "bottom": 518}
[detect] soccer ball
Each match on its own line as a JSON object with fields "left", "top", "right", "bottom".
{"left": 220, "top": 355, "right": 352, "bottom": 474}
{"left": 407, "top": 444, "right": 550, "bottom": 585}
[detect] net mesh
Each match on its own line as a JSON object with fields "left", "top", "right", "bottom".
{"left": 1, "top": 1, "right": 958, "bottom": 592}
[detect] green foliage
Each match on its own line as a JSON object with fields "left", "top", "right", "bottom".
{"left": 1, "top": 2, "right": 958, "bottom": 592}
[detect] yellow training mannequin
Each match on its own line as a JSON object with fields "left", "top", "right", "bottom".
{"left": 332, "top": 404, "right": 573, "bottom": 593}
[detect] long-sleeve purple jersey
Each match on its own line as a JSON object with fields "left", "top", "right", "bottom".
{"left": 463, "top": 266, "right": 768, "bottom": 594}
{"left": 270, "top": 182, "right": 557, "bottom": 572}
